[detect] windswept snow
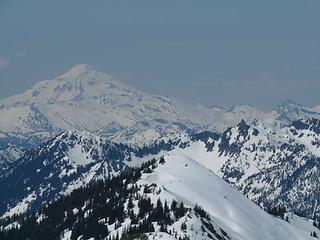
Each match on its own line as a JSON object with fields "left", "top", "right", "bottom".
{"left": 171, "top": 140, "right": 226, "bottom": 174}
{"left": 141, "top": 154, "right": 317, "bottom": 240}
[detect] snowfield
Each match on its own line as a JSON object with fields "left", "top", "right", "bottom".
{"left": 1, "top": 65, "right": 320, "bottom": 239}
{"left": 140, "top": 154, "right": 319, "bottom": 240}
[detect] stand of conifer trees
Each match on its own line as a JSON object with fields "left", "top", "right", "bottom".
{"left": 0, "top": 159, "right": 191, "bottom": 240}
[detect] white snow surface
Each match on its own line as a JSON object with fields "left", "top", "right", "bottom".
{"left": 144, "top": 232, "right": 177, "bottom": 240}
{"left": 0, "top": 64, "right": 218, "bottom": 145}
{"left": 1, "top": 64, "right": 318, "bottom": 146}
{"left": 141, "top": 154, "right": 317, "bottom": 240}
{"left": 3, "top": 191, "right": 37, "bottom": 218}
{"left": 171, "top": 140, "right": 227, "bottom": 174}
{"left": 0, "top": 144, "right": 24, "bottom": 170}
{"left": 67, "top": 144, "right": 94, "bottom": 166}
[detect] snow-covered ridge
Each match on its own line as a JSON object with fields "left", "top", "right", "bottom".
{"left": 1, "top": 64, "right": 320, "bottom": 149}
{"left": 167, "top": 118, "right": 320, "bottom": 221}
{"left": 0, "top": 130, "right": 127, "bottom": 216}
{"left": 0, "top": 144, "right": 24, "bottom": 173}
{"left": 0, "top": 129, "right": 191, "bottom": 217}
{"left": 2, "top": 153, "right": 319, "bottom": 240}
{"left": 1, "top": 117, "right": 320, "bottom": 223}
{"left": 140, "top": 154, "right": 319, "bottom": 240}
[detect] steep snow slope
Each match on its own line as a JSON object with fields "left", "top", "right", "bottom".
{"left": 0, "top": 130, "right": 129, "bottom": 217}
{"left": 2, "top": 118, "right": 319, "bottom": 223}
{"left": 0, "top": 130, "right": 191, "bottom": 217}
{"left": 0, "top": 158, "right": 233, "bottom": 240}
{"left": 140, "top": 154, "right": 319, "bottom": 240}
{"left": 168, "top": 119, "right": 320, "bottom": 220}
{"left": 2, "top": 154, "right": 318, "bottom": 240}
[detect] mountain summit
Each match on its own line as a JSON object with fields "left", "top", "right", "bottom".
{"left": 60, "top": 64, "right": 95, "bottom": 78}
{"left": 0, "top": 65, "right": 218, "bottom": 146}
{"left": 275, "top": 99, "right": 320, "bottom": 124}
{"left": 0, "top": 65, "right": 320, "bottom": 149}
{"left": 8, "top": 64, "right": 132, "bottom": 103}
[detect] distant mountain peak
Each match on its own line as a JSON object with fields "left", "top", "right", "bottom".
{"left": 54, "top": 64, "right": 118, "bottom": 88}
{"left": 55, "top": 129, "right": 106, "bottom": 145}
{"left": 51, "top": 64, "right": 138, "bottom": 97}
{"left": 60, "top": 64, "right": 96, "bottom": 79}
{"left": 274, "top": 99, "right": 320, "bottom": 124}
{"left": 277, "top": 99, "right": 302, "bottom": 109}
{"left": 71, "top": 63, "right": 94, "bottom": 71}
{"left": 0, "top": 65, "right": 320, "bottom": 148}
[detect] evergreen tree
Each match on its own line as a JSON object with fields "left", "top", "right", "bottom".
{"left": 159, "top": 156, "right": 165, "bottom": 164}
{"left": 181, "top": 222, "right": 187, "bottom": 232}
{"left": 171, "top": 200, "right": 178, "bottom": 211}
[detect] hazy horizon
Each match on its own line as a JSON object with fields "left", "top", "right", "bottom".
{"left": 0, "top": 62, "right": 317, "bottom": 111}
{"left": 1, "top": 0, "right": 320, "bottom": 110}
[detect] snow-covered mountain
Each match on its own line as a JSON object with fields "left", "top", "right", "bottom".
{"left": 1, "top": 64, "right": 320, "bottom": 150}
{"left": 0, "top": 130, "right": 128, "bottom": 217}
{"left": 1, "top": 64, "right": 320, "bottom": 239}
{"left": 0, "top": 129, "right": 193, "bottom": 217}
{"left": 0, "top": 144, "right": 24, "bottom": 173}
{"left": 275, "top": 100, "right": 320, "bottom": 125}
{"left": 139, "top": 154, "right": 319, "bottom": 240}
{"left": 1, "top": 155, "right": 318, "bottom": 240}
{"left": 209, "top": 100, "right": 320, "bottom": 130}
{"left": 2, "top": 118, "right": 320, "bottom": 223}
{"left": 0, "top": 64, "right": 219, "bottom": 147}
{"left": 165, "top": 118, "right": 320, "bottom": 221}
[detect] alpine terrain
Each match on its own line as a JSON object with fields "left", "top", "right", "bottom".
{"left": 1, "top": 156, "right": 319, "bottom": 240}
{"left": 0, "top": 65, "right": 319, "bottom": 240}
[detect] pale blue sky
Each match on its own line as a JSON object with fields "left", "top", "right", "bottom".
{"left": 1, "top": 0, "right": 320, "bottom": 109}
